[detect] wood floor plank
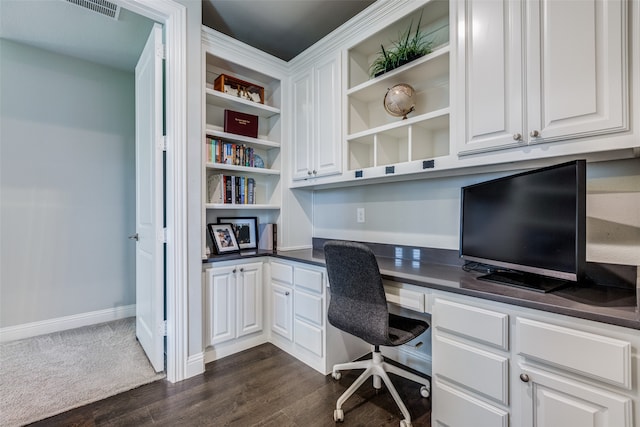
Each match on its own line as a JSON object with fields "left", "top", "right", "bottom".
{"left": 29, "top": 343, "right": 431, "bottom": 426}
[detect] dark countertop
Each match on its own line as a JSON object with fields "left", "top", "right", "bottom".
{"left": 204, "top": 248, "right": 640, "bottom": 330}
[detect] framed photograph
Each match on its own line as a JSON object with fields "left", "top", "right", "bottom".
{"left": 217, "top": 216, "right": 258, "bottom": 250}
{"left": 207, "top": 223, "right": 240, "bottom": 254}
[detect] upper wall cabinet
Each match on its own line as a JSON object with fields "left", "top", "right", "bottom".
{"left": 345, "top": 1, "right": 451, "bottom": 178}
{"left": 456, "top": 0, "right": 629, "bottom": 155}
{"left": 292, "top": 52, "right": 342, "bottom": 181}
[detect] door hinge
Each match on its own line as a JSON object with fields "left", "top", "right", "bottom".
{"left": 162, "top": 136, "right": 168, "bottom": 151}
{"left": 156, "top": 44, "right": 166, "bottom": 60}
{"left": 163, "top": 228, "right": 168, "bottom": 243}
{"left": 158, "top": 320, "right": 167, "bottom": 336}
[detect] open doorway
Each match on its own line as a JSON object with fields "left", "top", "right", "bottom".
{"left": 0, "top": 0, "right": 188, "bottom": 384}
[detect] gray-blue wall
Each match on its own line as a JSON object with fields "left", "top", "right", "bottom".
{"left": 0, "top": 39, "right": 136, "bottom": 327}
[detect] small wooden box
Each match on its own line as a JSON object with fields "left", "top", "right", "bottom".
{"left": 214, "top": 74, "right": 264, "bottom": 104}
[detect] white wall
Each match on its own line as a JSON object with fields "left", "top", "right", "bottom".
{"left": 0, "top": 39, "right": 136, "bottom": 327}
{"left": 313, "top": 158, "right": 640, "bottom": 266}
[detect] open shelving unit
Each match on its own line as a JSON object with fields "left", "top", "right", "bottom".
{"left": 345, "top": 1, "right": 451, "bottom": 177}
{"left": 202, "top": 49, "right": 283, "bottom": 255}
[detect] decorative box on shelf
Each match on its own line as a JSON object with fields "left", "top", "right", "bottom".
{"left": 224, "top": 110, "right": 259, "bottom": 138}
{"left": 214, "top": 74, "right": 264, "bottom": 104}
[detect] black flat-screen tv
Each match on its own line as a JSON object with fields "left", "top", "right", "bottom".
{"left": 460, "top": 160, "right": 586, "bottom": 293}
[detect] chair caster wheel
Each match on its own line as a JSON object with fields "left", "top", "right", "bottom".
{"left": 332, "top": 371, "right": 341, "bottom": 380}
{"left": 420, "top": 385, "right": 430, "bottom": 398}
{"left": 400, "top": 420, "right": 412, "bottom": 427}
{"left": 334, "top": 408, "right": 344, "bottom": 422}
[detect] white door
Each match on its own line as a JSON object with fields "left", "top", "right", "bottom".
{"left": 134, "top": 23, "right": 165, "bottom": 373}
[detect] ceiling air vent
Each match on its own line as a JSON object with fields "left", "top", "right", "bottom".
{"left": 65, "top": 0, "right": 120, "bottom": 20}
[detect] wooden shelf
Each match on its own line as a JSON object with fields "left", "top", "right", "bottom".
{"left": 347, "top": 107, "right": 450, "bottom": 141}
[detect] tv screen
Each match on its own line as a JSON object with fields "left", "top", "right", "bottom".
{"left": 460, "top": 160, "right": 586, "bottom": 292}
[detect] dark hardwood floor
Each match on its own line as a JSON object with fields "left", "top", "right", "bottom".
{"left": 29, "top": 343, "right": 431, "bottom": 426}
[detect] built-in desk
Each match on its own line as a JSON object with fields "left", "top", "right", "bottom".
{"left": 271, "top": 247, "right": 640, "bottom": 331}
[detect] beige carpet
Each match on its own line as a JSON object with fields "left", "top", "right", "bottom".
{"left": 0, "top": 317, "right": 165, "bottom": 426}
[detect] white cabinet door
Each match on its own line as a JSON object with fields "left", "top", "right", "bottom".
{"left": 518, "top": 365, "right": 633, "bottom": 427}
{"left": 291, "top": 52, "right": 342, "bottom": 181}
{"left": 205, "top": 265, "right": 236, "bottom": 346}
{"left": 271, "top": 282, "right": 293, "bottom": 340}
{"left": 457, "top": 0, "right": 628, "bottom": 155}
{"left": 525, "top": 0, "right": 628, "bottom": 143}
{"left": 313, "top": 52, "right": 342, "bottom": 178}
{"left": 292, "top": 69, "right": 314, "bottom": 181}
{"left": 236, "top": 262, "right": 263, "bottom": 338}
{"left": 456, "top": 0, "right": 525, "bottom": 154}
{"left": 434, "top": 379, "right": 509, "bottom": 427}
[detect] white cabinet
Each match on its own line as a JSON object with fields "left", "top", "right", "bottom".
{"left": 456, "top": 0, "right": 629, "bottom": 155}
{"left": 432, "top": 293, "right": 640, "bottom": 427}
{"left": 515, "top": 317, "right": 634, "bottom": 427}
{"left": 268, "top": 259, "right": 369, "bottom": 374}
{"left": 269, "top": 260, "right": 294, "bottom": 341}
{"left": 291, "top": 52, "right": 342, "bottom": 181}
{"left": 432, "top": 297, "right": 511, "bottom": 426}
{"left": 204, "top": 261, "right": 263, "bottom": 349}
{"left": 518, "top": 365, "right": 632, "bottom": 427}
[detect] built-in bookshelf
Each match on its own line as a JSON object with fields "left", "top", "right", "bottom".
{"left": 202, "top": 45, "right": 283, "bottom": 255}
{"left": 345, "top": 1, "right": 451, "bottom": 176}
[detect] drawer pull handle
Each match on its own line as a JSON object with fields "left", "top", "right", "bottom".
{"left": 520, "top": 373, "right": 530, "bottom": 383}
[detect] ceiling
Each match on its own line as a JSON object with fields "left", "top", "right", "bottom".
{"left": 0, "top": 0, "right": 154, "bottom": 71}
{"left": 202, "top": 0, "right": 375, "bottom": 61}
{"left": 0, "top": 0, "right": 375, "bottom": 71}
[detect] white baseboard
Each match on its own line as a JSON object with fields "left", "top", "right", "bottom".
{"left": 0, "top": 304, "right": 136, "bottom": 343}
{"left": 186, "top": 352, "right": 205, "bottom": 379}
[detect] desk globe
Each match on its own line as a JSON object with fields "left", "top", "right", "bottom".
{"left": 383, "top": 83, "right": 415, "bottom": 119}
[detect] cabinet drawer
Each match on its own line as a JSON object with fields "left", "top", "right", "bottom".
{"left": 295, "top": 267, "right": 324, "bottom": 294}
{"left": 434, "top": 379, "right": 509, "bottom": 427}
{"left": 516, "top": 318, "right": 632, "bottom": 389}
{"left": 271, "top": 262, "right": 293, "bottom": 285}
{"left": 434, "top": 298, "right": 509, "bottom": 351}
{"left": 294, "top": 289, "right": 323, "bottom": 327}
{"left": 434, "top": 335, "right": 509, "bottom": 405}
{"left": 383, "top": 281, "right": 425, "bottom": 312}
{"left": 295, "top": 318, "right": 323, "bottom": 357}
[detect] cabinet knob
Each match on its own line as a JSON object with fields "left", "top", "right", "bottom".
{"left": 520, "top": 373, "right": 530, "bottom": 383}
{"left": 307, "top": 170, "right": 312, "bottom": 175}
{"left": 240, "top": 268, "right": 244, "bottom": 272}
{"left": 232, "top": 269, "right": 237, "bottom": 273}
{"left": 530, "top": 130, "right": 540, "bottom": 138}
{"left": 285, "top": 291, "right": 290, "bottom": 296}
{"left": 513, "top": 133, "right": 522, "bottom": 141}
{"left": 312, "top": 170, "right": 317, "bottom": 175}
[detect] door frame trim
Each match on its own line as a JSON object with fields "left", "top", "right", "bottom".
{"left": 119, "top": 0, "right": 188, "bottom": 383}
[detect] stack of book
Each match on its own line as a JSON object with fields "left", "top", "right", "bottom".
{"left": 207, "top": 174, "right": 256, "bottom": 205}
{"left": 205, "top": 136, "right": 261, "bottom": 168}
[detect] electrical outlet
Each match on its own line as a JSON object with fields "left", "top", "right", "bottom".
{"left": 357, "top": 207, "right": 365, "bottom": 223}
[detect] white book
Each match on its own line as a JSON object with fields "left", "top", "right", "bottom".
{"left": 208, "top": 174, "right": 224, "bottom": 204}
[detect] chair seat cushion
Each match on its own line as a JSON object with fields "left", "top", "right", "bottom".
{"left": 387, "top": 313, "right": 429, "bottom": 346}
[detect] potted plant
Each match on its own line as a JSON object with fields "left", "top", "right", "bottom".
{"left": 369, "top": 13, "right": 433, "bottom": 78}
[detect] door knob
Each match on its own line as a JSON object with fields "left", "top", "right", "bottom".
{"left": 520, "top": 373, "right": 530, "bottom": 383}
{"left": 128, "top": 233, "right": 139, "bottom": 241}
{"left": 529, "top": 130, "right": 540, "bottom": 138}
{"left": 513, "top": 133, "right": 522, "bottom": 141}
